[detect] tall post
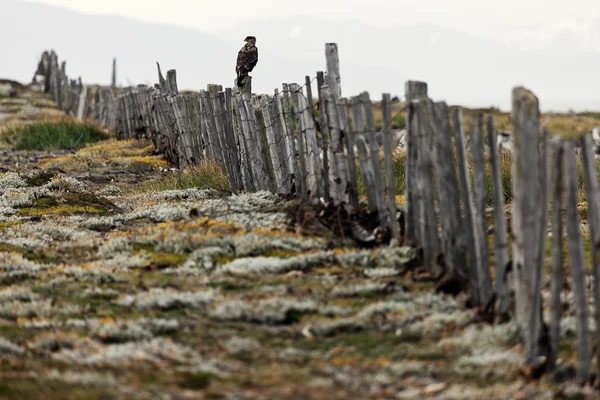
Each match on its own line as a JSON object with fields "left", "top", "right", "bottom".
{"left": 487, "top": 115, "right": 510, "bottom": 318}
{"left": 404, "top": 81, "right": 428, "bottom": 245}
{"left": 511, "top": 86, "right": 548, "bottom": 366}
{"left": 112, "top": 57, "right": 117, "bottom": 89}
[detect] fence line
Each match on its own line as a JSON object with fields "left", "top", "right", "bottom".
{"left": 32, "top": 46, "right": 600, "bottom": 381}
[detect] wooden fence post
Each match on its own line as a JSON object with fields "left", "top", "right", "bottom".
{"left": 511, "top": 86, "right": 548, "bottom": 366}
{"left": 339, "top": 97, "right": 360, "bottom": 212}
{"left": 362, "top": 92, "right": 389, "bottom": 228}
{"left": 317, "top": 71, "right": 331, "bottom": 203}
{"left": 430, "top": 101, "right": 468, "bottom": 282}
{"left": 166, "top": 70, "right": 178, "bottom": 95}
{"left": 322, "top": 85, "right": 348, "bottom": 205}
{"left": 156, "top": 62, "right": 167, "bottom": 92}
{"left": 404, "top": 81, "right": 428, "bottom": 245}
{"left": 470, "top": 113, "right": 493, "bottom": 306}
{"left": 291, "top": 84, "right": 317, "bottom": 195}
{"left": 272, "top": 88, "right": 293, "bottom": 194}
{"left": 202, "top": 90, "right": 229, "bottom": 174}
{"left": 232, "top": 93, "right": 255, "bottom": 191}
{"left": 453, "top": 108, "right": 480, "bottom": 305}
{"left": 382, "top": 93, "right": 399, "bottom": 240}
{"left": 325, "top": 44, "right": 342, "bottom": 100}
{"left": 580, "top": 132, "right": 600, "bottom": 377}
{"left": 305, "top": 76, "right": 324, "bottom": 199}
{"left": 529, "top": 128, "right": 551, "bottom": 367}
{"left": 301, "top": 87, "right": 322, "bottom": 197}
{"left": 260, "top": 95, "right": 288, "bottom": 194}
{"left": 222, "top": 89, "right": 241, "bottom": 193}
{"left": 548, "top": 137, "right": 564, "bottom": 371}
{"left": 351, "top": 96, "right": 377, "bottom": 212}
{"left": 487, "top": 115, "right": 510, "bottom": 318}
{"left": 564, "top": 139, "right": 591, "bottom": 383}
{"left": 112, "top": 57, "right": 117, "bottom": 89}
{"left": 281, "top": 84, "right": 301, "bottom": 198}
{"left": 283, "top": 83, "right": 308, "bottom": 200}
{"left": 77, "top": 85, "right": 88, "bottom": 120}
{"left": 209, "top": 87, "right": 234, "bottom": 183}
{"left": 252, "top": 95, "right": 276, "bottom": 192}
{"left": 410, "top": 96, "right": 441, "bottom": 272}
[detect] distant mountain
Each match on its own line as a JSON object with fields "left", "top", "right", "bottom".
{"left": 496, "top": 18, "right": 600, "bottom": 53}
{"left": 218, "top": 16, "right": 600, "bottom": 111}
{"left": 2, "top": 0, "right": 600, "bottom": 111}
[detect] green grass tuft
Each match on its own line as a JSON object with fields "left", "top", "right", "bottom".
{"left": 2, "top": 119, "right": 110, "bottom": 151}
{"left": 134, "top": 161, "right": 230, "bottom": 193}
{"left": 0, "top": 242, "right": 52, "bottom": 264}
{"left": 19, "top": 193, "right": 116, "bottom": 216}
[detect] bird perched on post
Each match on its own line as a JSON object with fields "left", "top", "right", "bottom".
{"left": 236, "top": 36, "right": 258, "bottom": 88}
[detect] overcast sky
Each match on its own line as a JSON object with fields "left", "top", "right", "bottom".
{"left": 26, "top": 0, "right": 600, "bottom": 38}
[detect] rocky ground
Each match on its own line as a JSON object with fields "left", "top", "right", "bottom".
{"left": 0, "top": 82, "right": 598, "bottom": 400}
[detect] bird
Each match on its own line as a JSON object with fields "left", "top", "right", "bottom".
{"left": 236, "top": 36, "right": 258, "bottom": 88}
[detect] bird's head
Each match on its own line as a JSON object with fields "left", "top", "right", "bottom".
{"left": 244, "top": 36, "right": 256, "bottom": 45}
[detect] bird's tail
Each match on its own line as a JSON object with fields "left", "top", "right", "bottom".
{"left": 237, "top": 74, "right": 246, "bottom": 88}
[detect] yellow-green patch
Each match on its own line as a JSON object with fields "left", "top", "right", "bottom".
{"left": 0, "top": 241, "right": 51, "bottom": 263}
{"left": 19, "top": 193, "right": 115, "bottom": 216}
{"left": 132, "top": 243, "right": 187, "bottom": 269}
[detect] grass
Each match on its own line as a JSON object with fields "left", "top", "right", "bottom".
{"left": 1, "top": 119, "right": 110, "bottom": 151}
{"left": 0, "top": 242, "right": 52, "bottom": 264}
{"left": 134, "top": 160, "right": 230, "bottom": 193}
{"left": 19, "top": 193, "right": 116, "bottom": 217}
{"left": 37, "top": 139, "right": 168, "bottom": 171}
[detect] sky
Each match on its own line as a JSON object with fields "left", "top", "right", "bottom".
{"left": 26, "top": 0, "right": 600, "bottom": 39}
{"left": 4, "top": 0, "right": 600, "bottom": 111}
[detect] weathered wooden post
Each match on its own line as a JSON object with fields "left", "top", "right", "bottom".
{"left": 487, "top": 115, "right": 510, "bottom": 318}
{"left": 351, "top": 96, "right": 377, "bottom": 212}
{"left": 548, "top": 137, "right": 564, "bottom": 370}
{"left": 410, "top": 95, "right": 441, "bottom": 272}
{"left": 430, "top": 101, "right": 468, "bottom": 282}
{"left": 156, "top": 62, "right": 167, "bottom": 92}
{"left": 564, "top": 139, "right": 591, "bottom": 383}
{"left": 511, "top": 86, "right": 548, "bottom": 366}
{"left": 281, "top": 84, "right": 302, "bottom": 198}
{"left": 112, "top": 57, "right": 117, "bottom": 89}
{"left": 317, "top": 71, "right": 331, "bottom": 203}
{"left": 580, "top": 132, "right": 600, "bottom": 377}
{"left": 232, "top": 93, "right": 256, "bottom": 192}
{"left": 77, "top": 85, "right": 88, "bottom": 120}
{"left": 166, "top": 70, "right": 178, "bottom": 95}
{"left": 339, "top": 97, "right": 360, "bottom": 212}
{"left": 251, "top": 95, "right": 276, "bottom": 193}
{"left": 325, "top": 44, "right": 342, "bottom": 100}
{"left": 529, "top": 128, "right": 550, "bottom": 369}
{"left": 242, "top": 92, "right": 270, "bottom": 191}
{"left": 305, "top": 76, "right": 324, "bottom": 199}
{"left": 470, "top": 113, "right": 493, "bottom": 306}
{"left": 382, "top": 93, "right": 398, "bottom": 239}
{"left": 404, "top": 81, "right": 428, "bottom": 245}
{"left": 223, "top": 89, "right": 241, "bottom": 193}
{"left": 323, "top": 85, "right": 349, "bottom": 206}
{"left": 200, "top": 90, "right": 226, "bottom": 171}
{"left": 453, "top": 108, "right": 480, "bottom": 306}
{"left": 362, "top": 92, "right": 388, "bottom": 228}
{"left": 290, "top": 83, "right": 311, "bottom": 199}
{"left": 260, "top": 95, "right": 287, "bottom": 194}
{"left": 273, "top": 88, "right": 293, "bottom": 194}
{"left": 325, "top": 43, "right": 349, "bottom": 206}
{"left": 208, "top": 85, "right": 233, "bottom": 182}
